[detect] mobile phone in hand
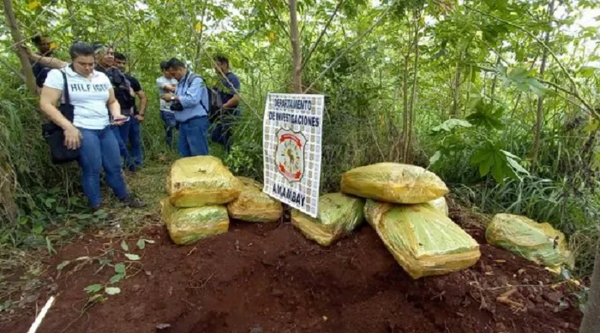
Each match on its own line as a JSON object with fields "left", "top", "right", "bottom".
{"left": 112, "top": 116, "right": 130, "bottom": 125}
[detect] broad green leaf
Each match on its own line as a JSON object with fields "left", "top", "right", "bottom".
{"left": 84, "top": 284, "right": 103, "bottom": 294}
{"left": 125, "top": 254, "right": 141, "bottom": 261}
{"left": 432, "top": 119, "right": 472, "bottom": 132}
{"left": 429, "top": 151, "right": 442, "bottom": 166}
{"left": 104, "top": 287, "right": 121, "bottom": 295}
{"left": 109, "top": 274, "right": 124, "bottom": 284}
{"left": 121, "top": 241, "right": 129, "bottom": 252}
{"left": 136, "top": 239, "right": 146, "bottom": 250}
{"left": 114, "top": 263, "right": 126, "bottom": 274}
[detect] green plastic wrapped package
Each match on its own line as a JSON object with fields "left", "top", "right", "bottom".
{"left": 166, "top": 156, "right": 240, "bottom": 208}
{"left": 341, "top": 163, "right": 449, "bottom": 204}
{"left": 365, "top": 200, "right": 480, "bottom": 279}
{"left": 292, "top": 193, "right": 365, "bottom": 246}
{"left": 486, "top": 214, "right": 572, "bottom": 269}
{"left": 161, "top": 199, "right": 229, "bottom": 245}
{"left": 227, "top": 177, "right": 283, "bottom": 223}
{"left": 428, "top": 197, "right": 448, "bottom": 216}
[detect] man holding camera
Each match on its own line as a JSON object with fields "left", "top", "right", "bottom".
{"left": 160, "top": 58, "right": 210, "bottom": 157}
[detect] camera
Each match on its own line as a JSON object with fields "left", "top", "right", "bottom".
{"left": 170, "top": 101, "right": 184, "bottom": 112}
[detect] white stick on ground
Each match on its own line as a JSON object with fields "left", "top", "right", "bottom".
{"left": 27, "top": 296, "right": 55, "bottom": 333}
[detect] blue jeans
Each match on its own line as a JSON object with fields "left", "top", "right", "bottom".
{"left": 129, "top": 117, "right": 143, "bottom": 166}
{"left": 160, "top": 110, "right": 177, "bottom": 148}
{"left": 178, "top": 116, "right": 209, "bottom": 157}
{"left": 78, "top": 127, "right": 129, "bottom": 208}
{"left": 111, "top": 124, "right": 134, "bottom": 171}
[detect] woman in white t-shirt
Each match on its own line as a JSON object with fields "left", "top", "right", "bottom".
{"left": 39, "top": 42, "right": 144, "bottom": 209}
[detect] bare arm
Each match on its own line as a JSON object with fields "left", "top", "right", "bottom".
{"left": 222, "top": 94, "right": 241, "bottom": 109}
{"left": 137, "top": 90, "right": 147, "bottom": 115}
{"left": 39, "top": 87, "right": 81, "bottom": 149}
{"left": 107, "top": 88, "right": 122, "bottom": 118}
{"left": 29, "top": 53, "right": 68, "bottom": 69}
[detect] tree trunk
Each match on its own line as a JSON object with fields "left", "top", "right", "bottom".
{"left": 288, "top": 0, "right": 302, "bottom": 93}
{"left": 2, "top": 0, "right": 37, "bottom": 95}
{"left": 451, "top": 61, "right": 461, "bottom": 117}
{"left": 531, "top": 0, "right": 555, "bottom": 164}
{"left": 403, "top": 10, "right": 420, "bottom": 164}
{"left": 400, "top": 29, "right": 411, "bottom": 162}
{"left": 580, "top": 242, "right": 600, "bottom": 333}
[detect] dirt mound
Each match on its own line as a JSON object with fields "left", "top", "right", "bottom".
{"left": 2, "top": 208, "right": 582, "bottom": 333}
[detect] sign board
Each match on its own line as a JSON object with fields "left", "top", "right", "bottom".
{"left": 263, "top": 93, "right": 324, "bottom": 218}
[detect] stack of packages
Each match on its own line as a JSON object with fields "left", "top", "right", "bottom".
{"left": 292, "top": 162, "right": 481, "bottom": 279}
{"left": 162, "top": 156, "right": 283, "bottom": 245}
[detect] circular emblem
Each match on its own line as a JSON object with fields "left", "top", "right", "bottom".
{"left": 275, "top": 129, "right": 306, "bottom": 182}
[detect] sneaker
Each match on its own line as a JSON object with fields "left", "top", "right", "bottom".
{"left": 121, "top": 196, "right": 146, "bottom": 208}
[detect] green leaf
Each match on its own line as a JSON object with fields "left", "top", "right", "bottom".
{"left": 57, "top": 260, "right": 70, "bottom": 271}
{"left": 479, "top": 156, "right": 494, "bottom": 176}
{"left": 84, "top": 284, "right": 103, "bottom": 294}
{"left": 121, "top": 240, "right": 129, "bottom": 252}
{"left": 136, "top": 239, "right": 146, "bottom": 250}
{"left": 145, "top": 240, "right": 155, "bottom": 244}
{"left": 109, "top": 274, "right": 124, "bottom": 284}
{"left": 104, "top": 287, "right": 121, "bottom": 295}
{"left": 114, "top": 263, "right": 126, "bottom": 274}
{"left": 44, "top": 198, "right": 56, "bottom": 208}
{"left": 432, "top": 119, "right": 472, "bottom": 132}
{"left": 429, "top": 151, "right": 442, "bottom": 166}
{"left": 125, "top": 253, "right": 140, "bottom": 261}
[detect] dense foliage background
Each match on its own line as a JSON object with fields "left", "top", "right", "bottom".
{"left": 1, "top": 0, "right": 600, "bottom": 277}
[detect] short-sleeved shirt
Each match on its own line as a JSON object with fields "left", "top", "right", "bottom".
{"left": 44, "top": 65, "right": 112, "bottom": 130}
{"left": 215, "top": 72, "right": 240, "bottom": 107}
{"left": 156, "top": 76, "right": 178, "bottom": 112}
{"left": 125, "top": 74, "right": 142, "bottom": 115}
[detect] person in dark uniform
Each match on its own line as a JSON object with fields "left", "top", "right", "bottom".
{"left": 114, "top": 52, "right": 147, "bottom": 168}
{"left": 211, "top": 55, "right": 241, "bottom": 153}
{"left": 30, "top": 35, "right": 56, "bottom": 90}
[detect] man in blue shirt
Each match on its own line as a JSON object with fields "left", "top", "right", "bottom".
{"left": 160, "top": 58, "right": 210, "bottom": 157}
{"left": 212, "top": 55, "right": 241, "bottom": 153}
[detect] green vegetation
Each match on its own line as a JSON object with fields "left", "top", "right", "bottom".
{"left": 1, "top": 0, "right": 600, "bottom": 292}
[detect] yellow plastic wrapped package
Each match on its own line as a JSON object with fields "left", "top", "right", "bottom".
{"left": 227, "top": 177, "right": 283, "bottom": 223}
{"left": 427, "top": 196, "right": 449, "bottom": 216}
{"left": 166, "top": 156, "right": 241, "bottom": 207}
{"left": 486, "top": 214, "right": 572, "bottom": 268}
{"left": 292, "top": 193, "right": 365, "bottom": 246}
{"left": 340, "top": 163, "right": 449, "bottom": 204}
{"left": 161, "top": 199, "right": 229, "bottom": 245}
{"left": 365, "top": 200, "right": 480, "bottom": 279}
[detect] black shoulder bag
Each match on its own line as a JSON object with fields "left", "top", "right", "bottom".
{"left": 41, "top": 70, "right": 80, "bottom": 164}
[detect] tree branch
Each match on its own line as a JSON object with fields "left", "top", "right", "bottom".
{"left": 465, "top": 5, "right": 595, "bottom": 117}
{"left": 301, "top": 0, "right": 344, "bottom": 71}
{"left": 539, "top": 79, "right": 594, "bottom": 113}
{"left": 303, "top": 7, "right": 390, "bottom": 94}
{"left": 266, "top": 0, "right": 292, "bottom": 39}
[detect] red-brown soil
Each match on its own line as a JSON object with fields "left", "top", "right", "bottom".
{"left": 1, "top": 207, "right": 582, "bottom": 333}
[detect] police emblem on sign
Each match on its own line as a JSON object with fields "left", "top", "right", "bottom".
{"left": 274, "top": 128, "right": 306, "bottom": 183}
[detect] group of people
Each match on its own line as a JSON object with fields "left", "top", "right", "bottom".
{"left": 25, "top": 36, "right": 242, "bottom": 210}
